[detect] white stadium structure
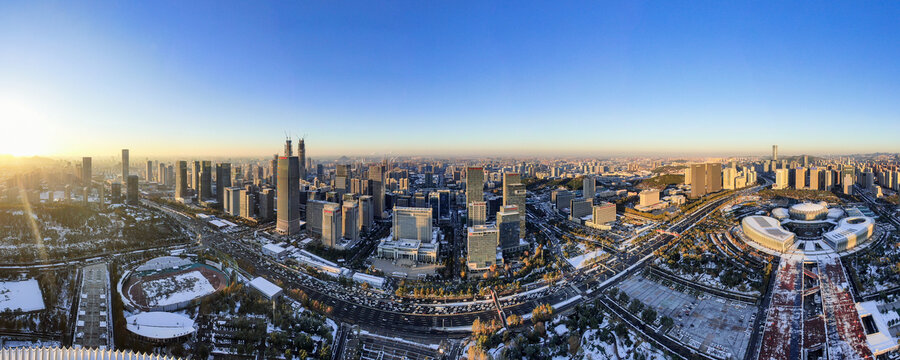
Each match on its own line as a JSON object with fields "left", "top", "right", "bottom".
{"left": 788, "top": 202, "right": 829, "bottom": 221}
{"left": 741, "top": 203, "right": 876, "bottom": 254}
{"left": 126, "top": 311, "right": 195, "bottom": 344}
{"left": 824, "top": 217, "right": 875, "bottom": 252}
{"left": 742, "top": 216, "right": 796, "bottom": 253}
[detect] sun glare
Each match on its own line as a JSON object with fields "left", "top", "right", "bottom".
{"left": 0, "top": 98, "right": 54, "bottom": 157}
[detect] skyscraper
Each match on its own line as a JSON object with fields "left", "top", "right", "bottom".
{"left": 467, "top": 225, "right": 499, "bottom": 271}
{"left": 775, "top": 168, "right": 789, "bottom": 189}
{"left": 216, "top": 163, "right": 232, "bottom": 205}
{"left": 175, "top": 161, "right": 188, "bottom": 200}
{"left": 240, "top": 189, "right": 256, "bottom": 220}
{"left": 322, "top": 202, "right": 342, "bottom": 248}
{"left": 342, "top": 201, "right": 359, "bottom": 242}
{"left": 82, "top": 157, "right": 92, "bottom": 186}
{"left": 466, "top": 167, "right": 484, "bottom": 205}
{"left": 297, "top": 138, "right": 307, "bottom": 180}
{"left": 689, "top": 163, "right": 722, "bottom": 198}
{"left": 467, "top": 201, "right": 487, "bottom": 227}
{"left": 368, "top": 164, "right": 384, "bottom": 218}
{"left": 121, "top": 149, "right": 129, "bottom": 181}
{"left": 335, "top": 164, "right": 350, "bottom": 194}
{"left": 393, "top": 207, "right": 433, "bottom": 241}
{"left": 358, "top": 195, "right": 374, "bottom": 232}
{"left": 199, "top": 161, "right": 213, "bottom": 201}
{"left": 502, "top": 173, "right": 520, "bottom": 203}
{"left": 224, "top": 187, "right": 241, "bottom": 216}
{"left": 192, "top": 161, "right": 201, "bottom": 191}
{"left": 772, "top": 145, "right": 778, "bottom": 161}
{"left": 277, "top": 139, "right": 301, "bottom": 235}
{"left": 583, "top": 175, "right": 596, "bottom": 198}
{"left": 146, "top": 160, "right": 153, "bottom": 182}
{"left": 126, "top": 175, "right": 139, "bottom": 205}
{"left": 496, "top": 205, "right": 521, "bottom": 252}
{"left": 111, "top": 182, "right": 122, "bottom": 204}
{"left": 505, "top": 183, "right": 527, "bottom": 235}
{"left": 257, "top": 188, "right": 274, "bottom": 221}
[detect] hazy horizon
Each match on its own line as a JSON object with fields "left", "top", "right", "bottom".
{"left": 2, "top": 1, "right": 899, "bottom": 157}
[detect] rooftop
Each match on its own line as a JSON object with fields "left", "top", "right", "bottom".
{"left": 126, "top": 312, "right": 194, "bottom": 340}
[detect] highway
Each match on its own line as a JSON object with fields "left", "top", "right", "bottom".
{"left": 138, "top": 181, "right": 758, "bottom": 343}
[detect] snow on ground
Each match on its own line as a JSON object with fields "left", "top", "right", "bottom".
{"left": 566, "top": 249, "right": 605, "bottom": 269}
{"left": 553, "top": 323, "right": 568, "bottom": 336}
{"left": 142, "top": 271, "right": 214, "bottom": 307}
{"left": 0, "top": 279, "right": 45, "bottom": 312}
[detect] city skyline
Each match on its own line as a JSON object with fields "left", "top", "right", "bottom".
{"left": 2, "top": 1, "right": 900, "bottom": 157}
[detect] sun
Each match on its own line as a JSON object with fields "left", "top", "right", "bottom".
{"left": 0, "top": 98, "right": 55, "bottom": 157}
{"left": 0, "top": 132, "right": 47, "bottom": 157}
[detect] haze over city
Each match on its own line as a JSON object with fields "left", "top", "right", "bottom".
{"left": 5, "top": 2, "right": 900, "bottom": 360}
{"left": 2, "top": 1, "right": 900, "bottom": 157}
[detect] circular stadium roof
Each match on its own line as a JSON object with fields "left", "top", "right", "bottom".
{"left": 126, "top": 312, "right": 195, "bottom": 340}
{"left": 789, "top": 202, "right": 829, "bottom": 220}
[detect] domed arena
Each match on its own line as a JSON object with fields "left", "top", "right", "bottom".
{"left": 788, "top": 202, "right": 829, "bottom": 221}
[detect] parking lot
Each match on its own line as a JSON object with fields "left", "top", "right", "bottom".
{"left": 618, "top": 274, "right": 755, "bottom": 360}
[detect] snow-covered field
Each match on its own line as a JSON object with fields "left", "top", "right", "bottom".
{"left": 0, "top": 279, "right": 45, "bottom": 312}
{"left": 567, "top": 249, "right": 605, "bottom": 269}
{"left": 142, "top": 271, "right": 214, "bottom": 307}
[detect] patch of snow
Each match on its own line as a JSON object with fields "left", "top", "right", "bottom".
{"left": 0, "top": 279, "right": 45, "bottom": 312}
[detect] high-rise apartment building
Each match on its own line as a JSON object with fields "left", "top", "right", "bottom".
{"left": 689, "top": 163, "right": 722, "bottom": 198}
{"left": 722, "top": 167, "right": 736, "bottom": 190}
{"left": 792, "top": 167, "right": 807, "bottom": 190}
{"left": 809, "top": 168, "right": 820, "bottom": 190}
{"left": 843, "top": 174, "right": 854, "bottom": 194}
{"left": 775, "top": 169, "right": 789, "bottom": 189}
{"left": 146, "top": 160, "right": 153, "bottom": 182}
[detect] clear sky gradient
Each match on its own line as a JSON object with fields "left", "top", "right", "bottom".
{"left": 1, "top": 1, "right": 898, "bottom": 158}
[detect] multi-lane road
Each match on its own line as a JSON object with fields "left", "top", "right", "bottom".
{"left": 143, "top": 182, "right": 751, "bottom": 342}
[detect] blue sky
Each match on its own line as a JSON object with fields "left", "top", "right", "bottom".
{"left": 1, "top": 1, "right": 898, "bottom": 158}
